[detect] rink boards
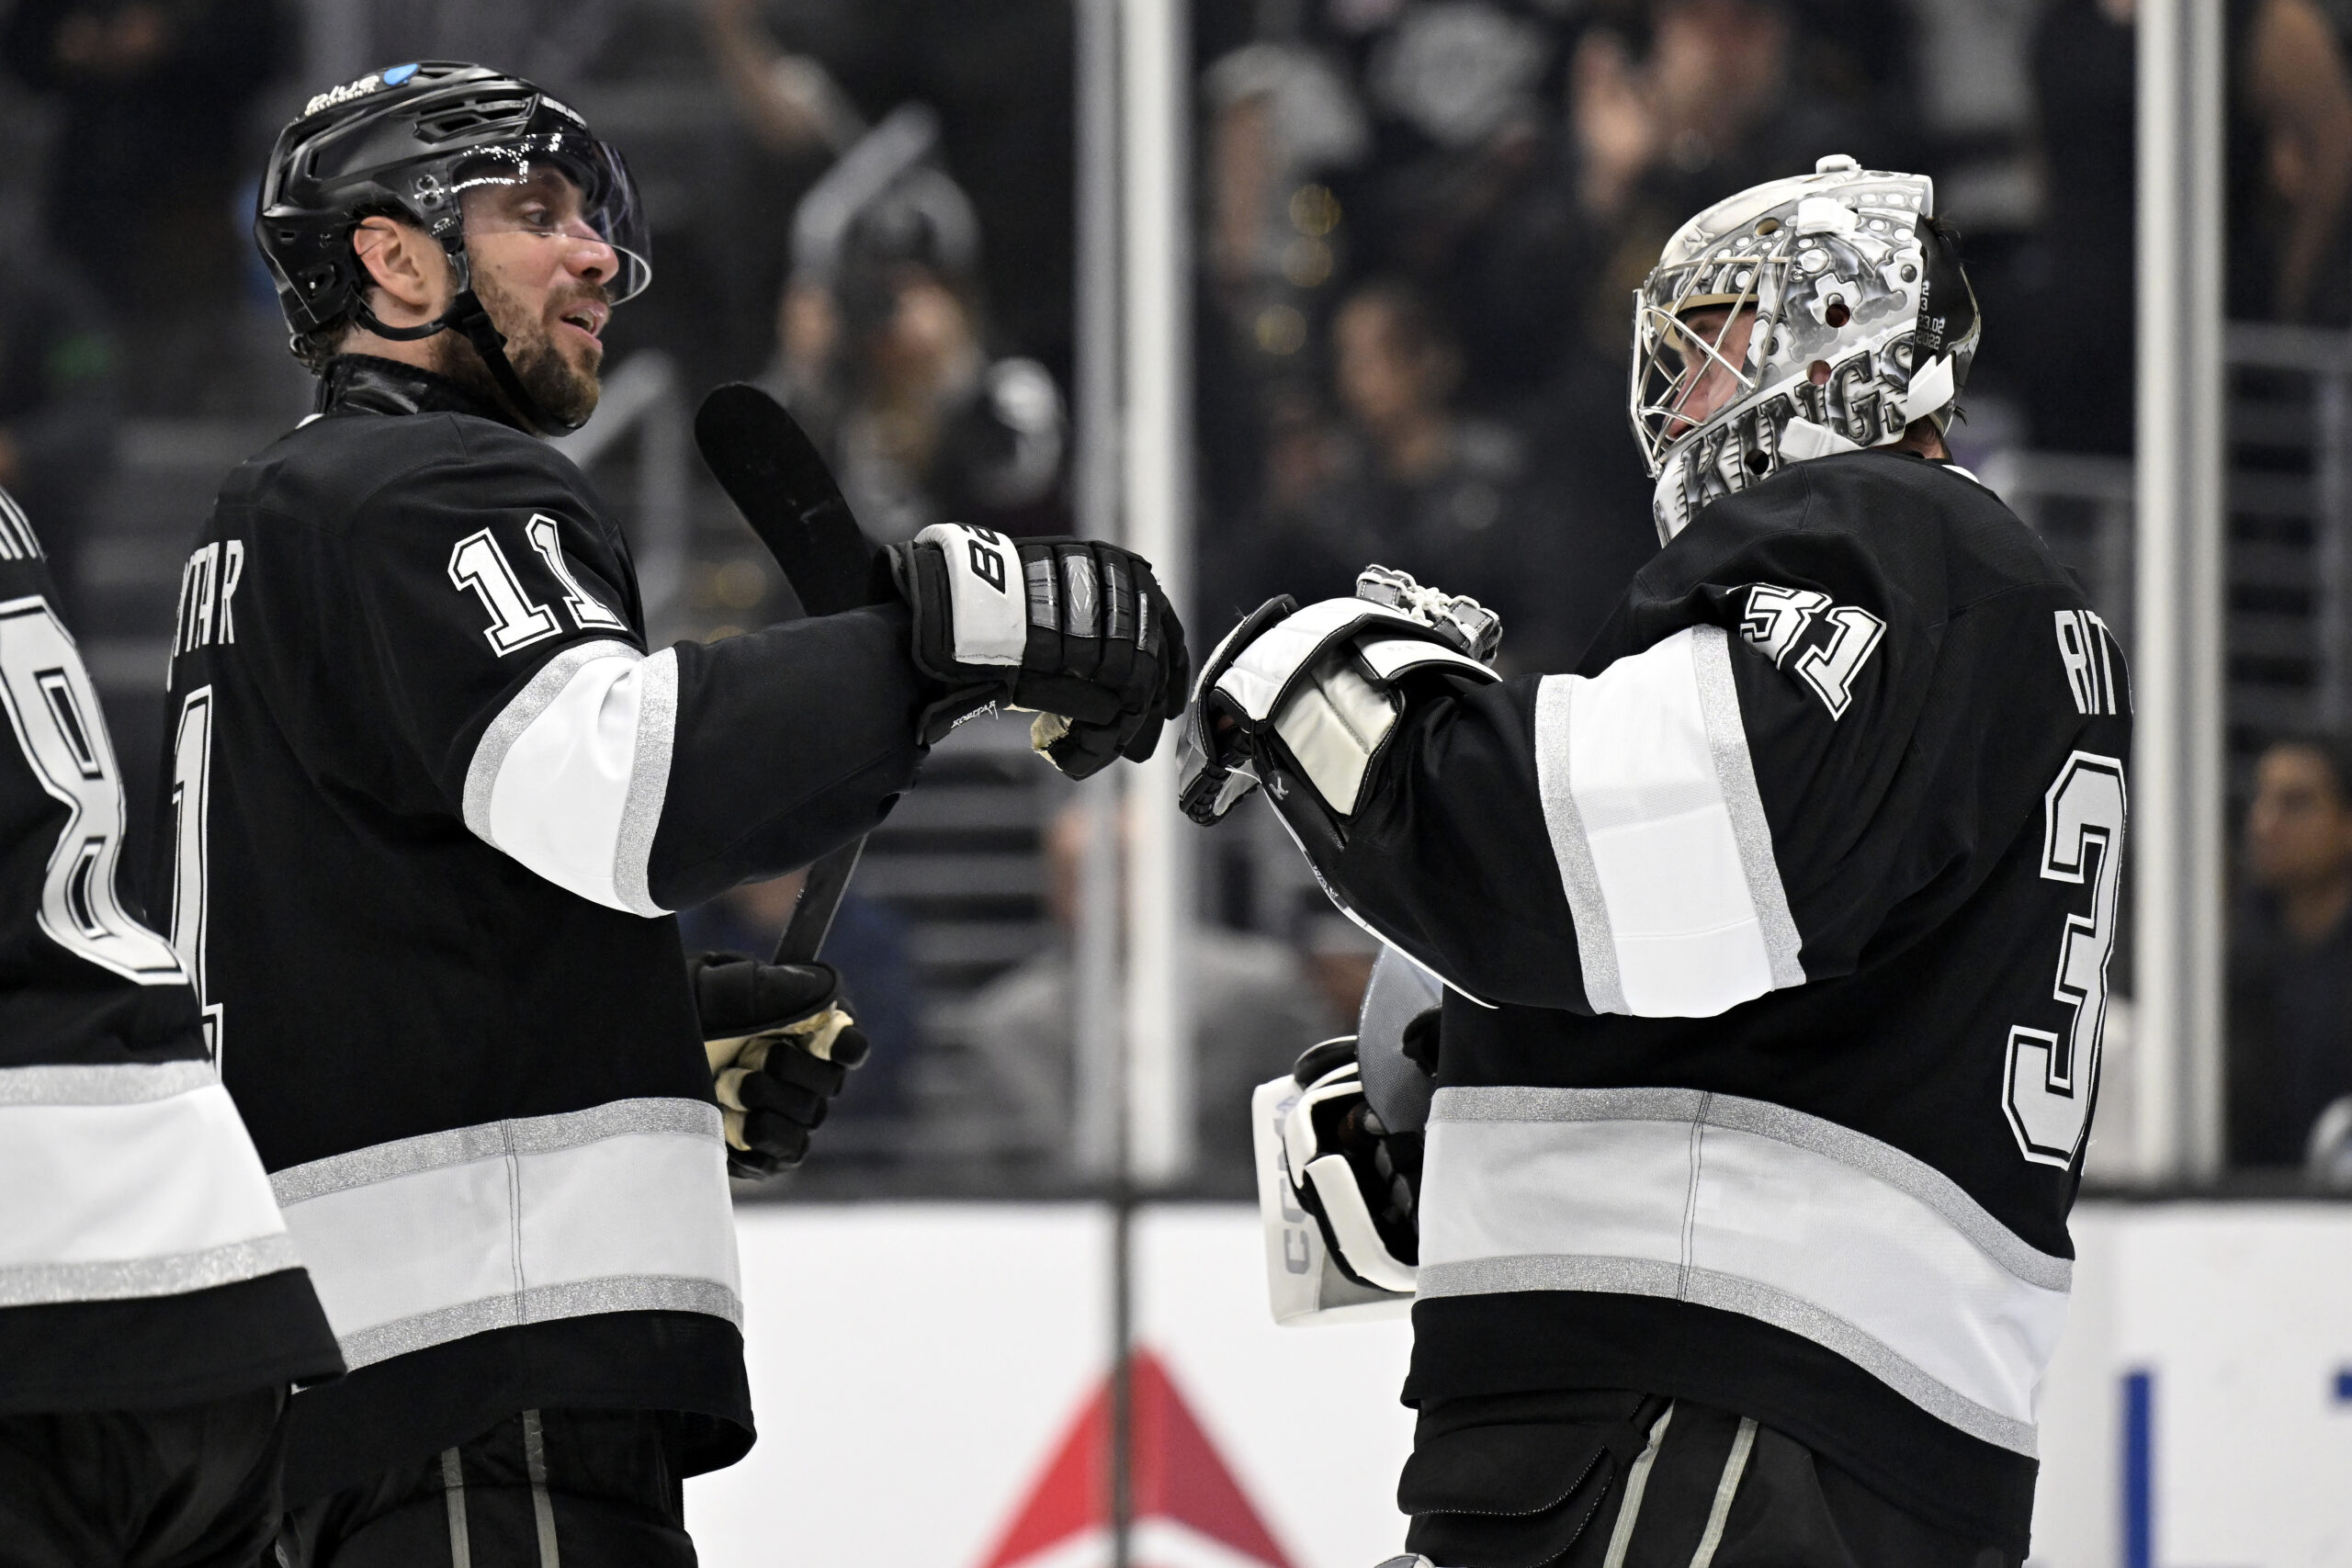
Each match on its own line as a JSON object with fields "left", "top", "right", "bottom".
{"left": 684, "top": 1201, "right": 2352, "bottom": 1568}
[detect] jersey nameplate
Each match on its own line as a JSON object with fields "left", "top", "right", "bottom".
{"left": 170, "top": 541, "right": 246, "bottom": 671}
{"left": 2053, "top": 610, "right": 2125, "bottom": 716}
{"left": 1736, "top": 583, "right": 1886, "bottom": 719}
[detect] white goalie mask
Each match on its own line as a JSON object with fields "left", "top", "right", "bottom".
{"left": 1631, "top": 154, "right": 1981, "bottom": 542}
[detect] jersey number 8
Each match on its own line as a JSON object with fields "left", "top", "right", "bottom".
{"left": 0, "top": 597, "right": 184, "bottom": 986}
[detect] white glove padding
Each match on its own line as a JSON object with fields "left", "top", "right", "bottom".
{"left": 1277, "top": 1037, "right": 1419, "bottom": 1295}
{"left": 1179, "top": 567, "right": 1501, "bottom": 827}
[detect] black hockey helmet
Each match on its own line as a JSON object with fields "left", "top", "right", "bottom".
{"left": 254, "top": 62, "right": 650, "bottom": 432}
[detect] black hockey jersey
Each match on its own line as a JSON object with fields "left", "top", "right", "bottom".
{"left": 0, "top": 488, "right": 338, "bottom": 1413}
{"left": 1261, "top": 452, "right": 2129, "bottom": 1551}
{"left": 148, "top": 358, "right": 933, "bottom": 1500}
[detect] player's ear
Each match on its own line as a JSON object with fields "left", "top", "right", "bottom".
{"left": 352, "top": 216, "right": 449, "bottom": 320}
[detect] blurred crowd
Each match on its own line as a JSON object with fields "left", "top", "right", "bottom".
{"left": 6, "top": 0, "right": 2352, "bottom": 1188}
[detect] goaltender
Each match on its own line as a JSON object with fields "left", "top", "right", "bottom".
{"left": 151, "top": 62, "right": 1185, "bottom": 1564}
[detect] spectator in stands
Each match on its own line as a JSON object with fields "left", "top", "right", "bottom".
{"left": 752, "top": 107, "right": 1067, "bottom": 546}
{"left": 1562, "top": 0, "right": 1903, "bottom": 361}
{"left": 1194, "top": 0, "right": 1910, "bottom": 557}
{"left": 0, "top": 240, "right": 116, "bottom": 623}
{"left": 960, "top": 803, "right": 1340, "bottom": 1193}
{"left": 701, "top": 0, "right": 1075, "bottom": 384}
{"left": 2021, "top": 0, "right": 2352, "bottom": 455}
{"left": 1, "top": 0, "right": 286, "bottom": 412}
{"left": 2229, "top": 734, "right": 2352, "bottom": 1169}
{"left": 1218, "top": 277, "right": 1643, "bottom": 674}
{"left": 1204, "top": 0, "right": 1585, "bottom": 411}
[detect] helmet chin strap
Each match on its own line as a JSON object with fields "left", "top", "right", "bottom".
{"left": 442, "top": 288, "right": 583, "bottom": 435}
{"left": 345, "top": 285, "right": 585, "bottom": 437}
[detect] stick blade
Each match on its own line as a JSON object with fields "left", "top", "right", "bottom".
{"left": 694, "top": 383, "right": 875, "bottom": 617}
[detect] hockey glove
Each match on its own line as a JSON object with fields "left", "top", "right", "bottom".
{"left": 1179, "top": 566, "right": 1501, "bottom": 827}
{"left": 1278, "top": 1036, "right": 1421, "bottom": 1292}
{"left": 878, "top": 525, "right": 1192, "bottom": 777}
{"left": 688, "top": 952, "right": 869, "bottom": 1179}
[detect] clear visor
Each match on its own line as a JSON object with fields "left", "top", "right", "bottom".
{"left": 449, "top": 137, "right": 650, "bottom": 304}
{"left": 1627, "top": 248, "right": 1781, "bottom": 475}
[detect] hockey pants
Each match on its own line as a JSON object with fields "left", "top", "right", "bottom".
{"left": 0, "top": 1385, "right": 288, "bottom": 1568}
{"left": 278, "top": 1408, "right": 695, "bottom": 1568}
{"left": 1399, "top": 1392, "right": 2015, "bottom": 1568}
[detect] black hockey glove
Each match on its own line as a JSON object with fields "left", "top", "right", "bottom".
{"left": 877, "top": 524, "right": 1192, "bottom": 778}
{"left": 689, "top": 952, "right": 869, "bottom": 1179}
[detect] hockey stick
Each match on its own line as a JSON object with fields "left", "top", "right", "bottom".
{"left": 693, "top": 383, "right": 877, "bottom": 965}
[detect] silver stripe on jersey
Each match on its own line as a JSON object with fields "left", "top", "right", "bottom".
{"left": 0, "top": 1235, "right": 302, "bottom": 1308}
{"left": 1432, "top": 1085, "right": 2072, "bottom": 1291}
{"left": 462, "top": 638, "right": 638, "bottom": 839}
{"left": 0, "top": 1059, "right": 217, "bottom": 1104}
{"left": 1418, "top": 1086, "right": 2070, "bottom": 1457}
{"left": 1532, "top": 678, "right": 1626, "bottom": 1015}
{"left": 339, "top": 1276, "right": 743, "bottom": 1371}
{"left": 272, "top": 1098, "right": 741, "bottom": 1372}
{"left": 1690, "top": 627, "right": 1805, "bottom": 990}
{"left": 612, "top": 648, "right": 677, "bottom": 918}
{"left": 1418, "top": 1253, "right": 2038, "bottom": 1456}
{"left": 269, "top": 1097, "right": 719, "bottom": 1204}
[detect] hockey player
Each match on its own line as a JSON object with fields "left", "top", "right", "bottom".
{"left": 0, "top": 485, "right": 341, "bottom": 1562}
{"left": 154, "top": 62, "right": 1185, "bottom": 1562}
{"left": 1185, "top": 156, "right": 2128, "bottom": 1564}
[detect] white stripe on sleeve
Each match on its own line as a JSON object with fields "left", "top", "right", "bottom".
{"left": 1532, "top": 626, "right": 1802, "bottom": 1017}
{"left": 462, "top": 642, "right": 677, "bottom": 917}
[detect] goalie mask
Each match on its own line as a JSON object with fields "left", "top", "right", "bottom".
{"left": 1631, "top": 154, "right": 1979, "bottom": 543}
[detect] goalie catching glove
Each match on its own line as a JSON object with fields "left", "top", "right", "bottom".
{"left": 1179, "top": 566, "right": 1501, "bottom": 826}
{"left": 689, "top": 952, "right": 867, "bottom": 1179}
{"left": 878, "top": 525, "right": 1191, "bottom": 778}
{"left": 1277, "top": 1036, "right": 1422, "bottom": 1294}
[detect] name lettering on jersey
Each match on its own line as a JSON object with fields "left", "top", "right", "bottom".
{"left": 2054, "top": 610, "right": 2125, "bottom": 716}
{"left": 169, "top": 540, "right": 246, "bottom": 668}
{"left": 1737, "top": 583, "right": 1886, "bottom": 718}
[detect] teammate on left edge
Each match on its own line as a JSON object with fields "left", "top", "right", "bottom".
{"left": 0, "top": 481, "right": 341, "bottom": 1564}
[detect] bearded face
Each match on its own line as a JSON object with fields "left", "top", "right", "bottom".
{"left": 435, "top": 265, "right": 606, "bottom": 432}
